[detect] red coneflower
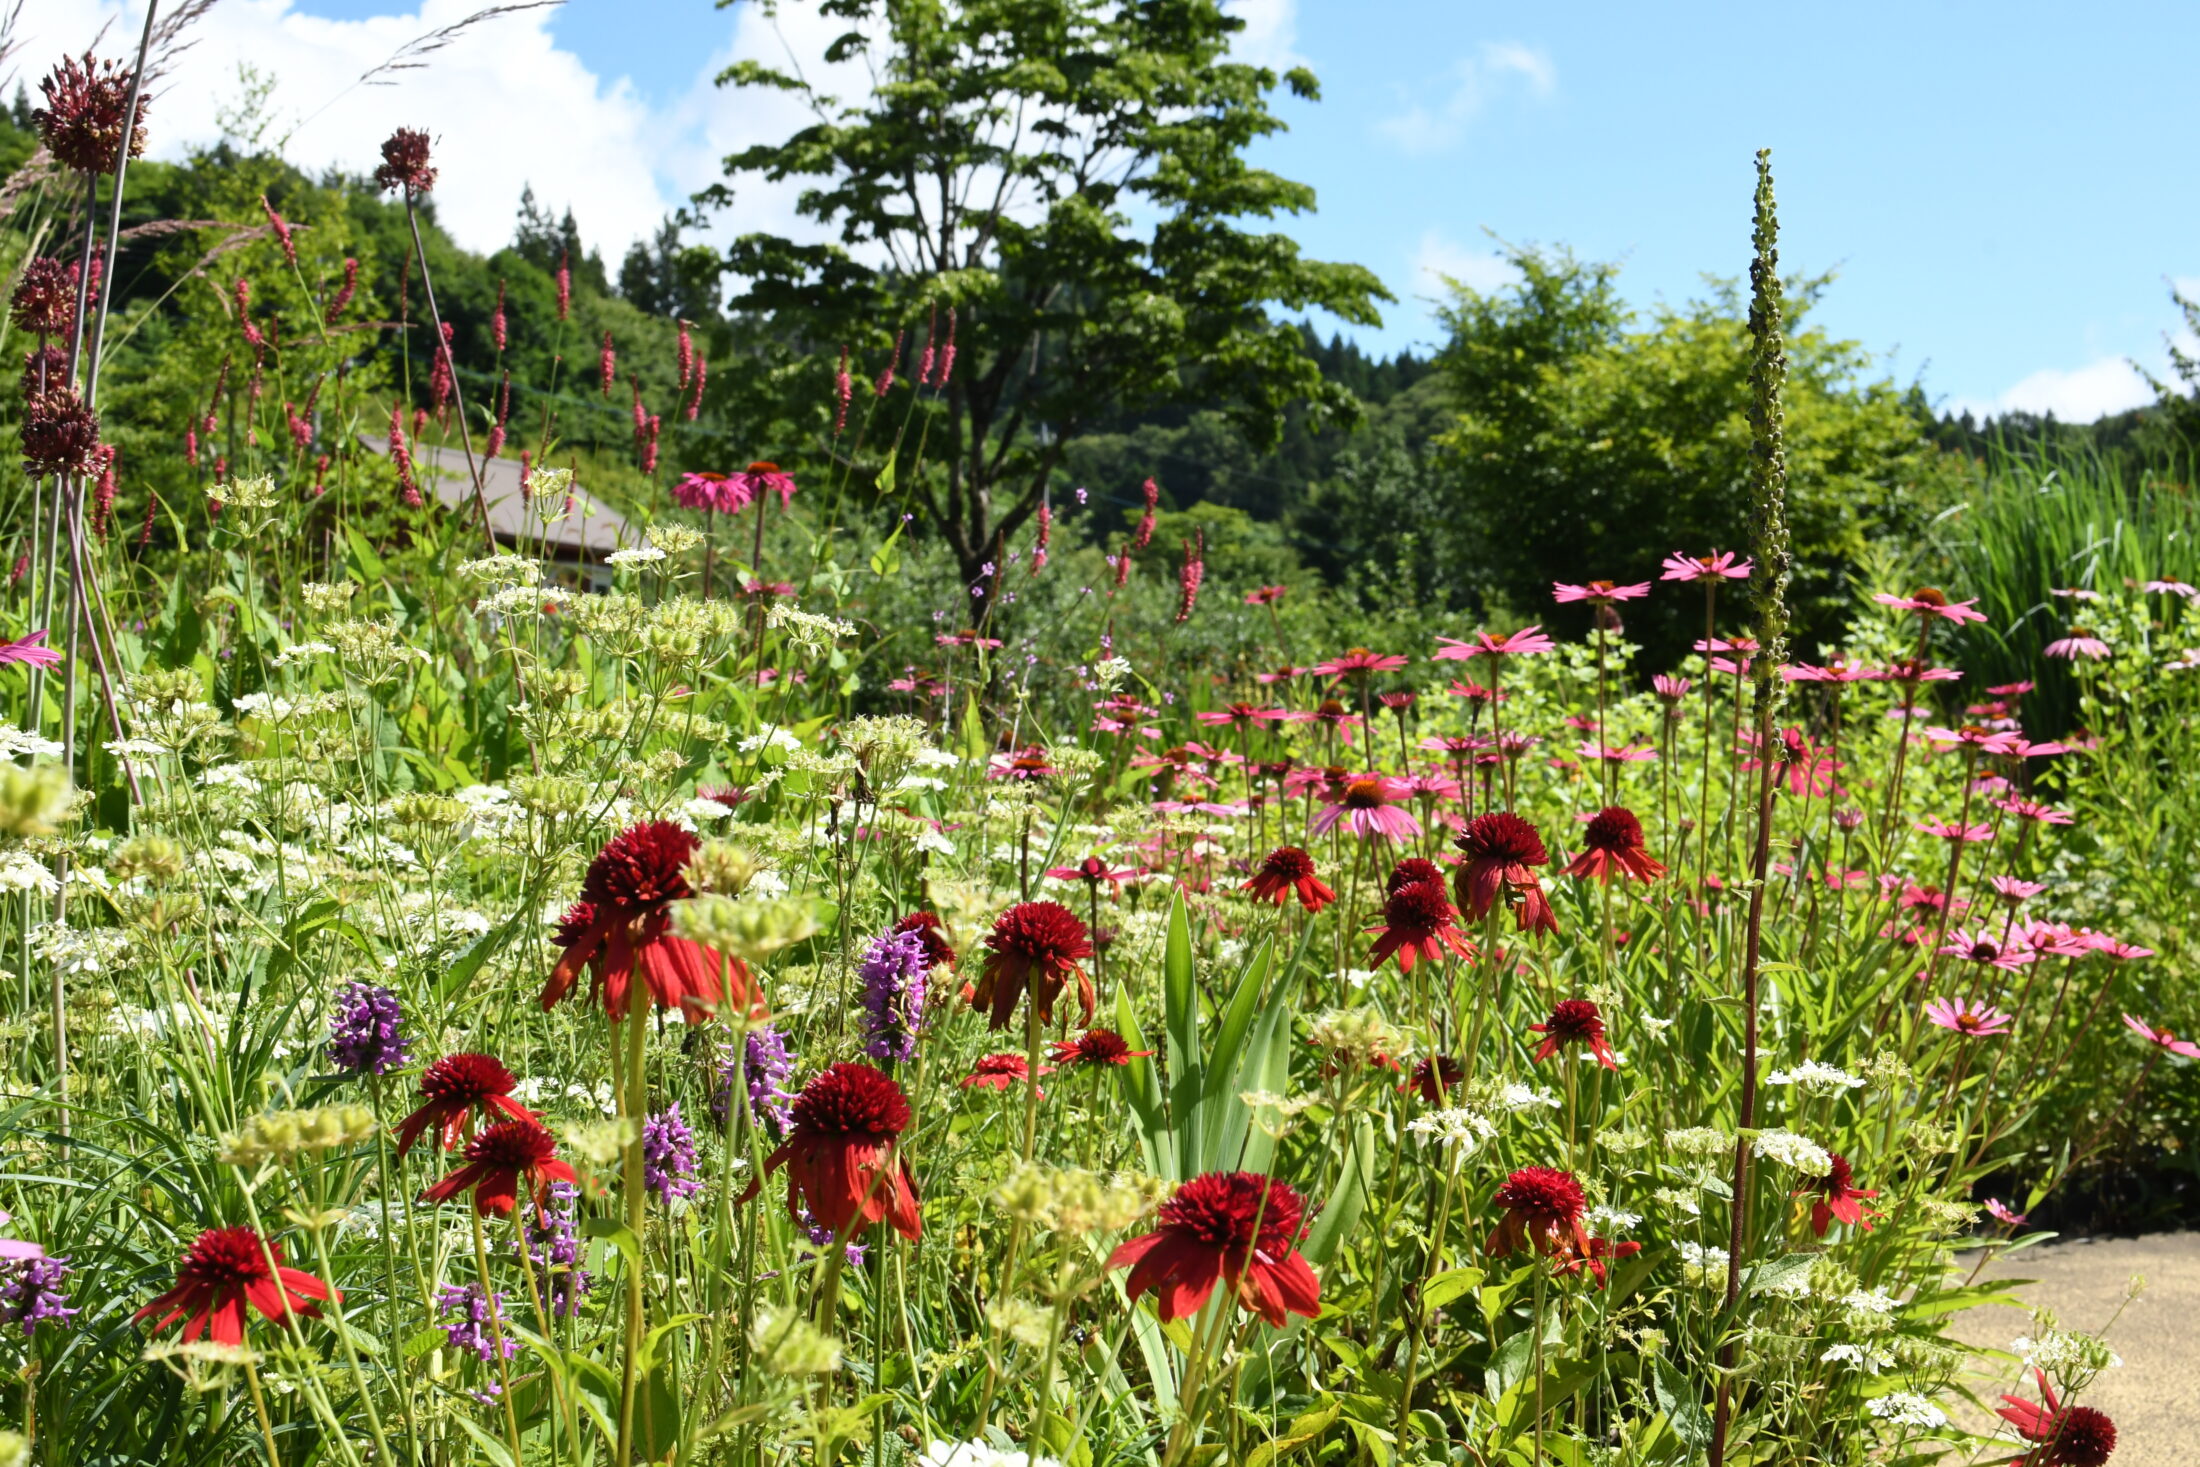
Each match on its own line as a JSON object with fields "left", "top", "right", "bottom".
{"left": 1996, "top": 1367, "right": 2117, "bottom": 1467}
{"left": 1108, "top": 1171, "right": 1320, "bottom": 1327}
{"left": 1796, "top": 1153, "right": 1879, "bottom": 1237}
{"left": 893, "top": 911, "right": 958, "bottom": 971}
{"left": 1401, "top": 1054, "right": 1467, "bottom": 1104}
{"left": 1529, "top": 999, "right": 1620, "bottom": 1070}
{"left": 543, "top": 821, "right": 764, "bottom": 1025}
{"left": 974, "top": 901, "right": 1095, "bottom": 1031}
{"left": 960, "top": 1053, "right": 1051, "bottom": 1094}
{"left": 764, "top": 1062, "right": 921, "bottom": 1242}
{"left": 1051, "top": 1028, "right": 1153, "bottom": 1068}
{"left": 1385, "top": 857, "right": 1445, "bottom": 896}
{"left": 134, "top": 1227, "right": 333, "bottom": 1346}
{"left": 1367, "top": 879, "right": 1474, "bottom": 975}
{"left": 1241, "top": 847, "right": 1336, "bottom": 913}
{"left": 393, "top": 1053, "right": 540, "bottom": 1159}
{"left": 420, "top": 1120, "right": 578, "bottom": 1217}
{"left": 1454, "top": 812, "right": 1559, "bottom": 935}
{"left": 1562, "top": 807, "right": 1667, "bottom": 884}
{"left": 1486, "top": 1166, "right": 1591, "bottom": 1261}
{"left": 1552, "top": 1233, "right": 1643, "bottom": 1288}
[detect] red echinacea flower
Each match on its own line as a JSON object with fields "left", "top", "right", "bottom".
{"left": 1107, "top": 1171, "right": 1320, "bottom": 1327}
{"left": 1051, "top": 1028, "right": 1152, "bottom": 1068}
{"left": 961, "top": 1053, "right": 1051, "bottom": 1094}
{"left": 765, "top": 1062, "right": 921, "bottom": 1242}
{"left": 134, "top": 1227, "right": 335, "bottom": 1346}
{"left": 1366, "top": 879, "right": 1474, "bottom": 974}
{"left": 893, "top": 911, "right": 958, "bottom": 971}
{"left": 1552, "top": 1233, "right": 1644, "bottom": 1288}
{"left": 1241, "top": 846, "right": 1336, "bottom": 912}
{"left": 393, "top": 1053, "right": 540, "bottom": 1159}
{"left": 1562, "top": 807, "right": 1666, "bottom": 884}
{"left": 420, "top": 1120, "right": 578, "bottom": 1217}
{"left": 1796, "top": 1153, "right": 1880, "bottom": 1237}
{"left": 1401, "top": 1054, "right": 1467, "bottom": 1104}
{"left": 1995, "top": 1367, "right": 2117, "bottom": 1467}
{"left": 974, "top": 901, "right": 1096, "bottom": 1031}
{"left": 1486, "top": 1167, "right": 1591, "bottom": 1261}
{"left": 544, "top": 821, "right": 764, "bottom": 1025}
{"left": 1454, "top": 812, "right": 1559, "bottom": 935}
{"left": 1529, "top": 999, "right": 1620, "bottom": 1070}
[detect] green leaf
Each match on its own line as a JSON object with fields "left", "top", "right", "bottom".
{"left": 1243, "top": 1394, "right": 1340, "bottom": 1467}
{"left": 1742, "top": 1251, "right": 1816, "bottom": 1298}
{"left": 869, "top": 517, "right": 905, "bottom": 578}
{"left": 344, "top": 523, "right": 389, "bottom": 584}
{"left": 1113, "top": 987, "right": 1174, "bottom": 1179}
{"left": 584, "top": 1218, "right": 642, "bottom": 1268}
{"left": 1301, "top": 1116, "right": 1375, "bottom": 1266}
{"left": 451, "top": 1415, "right": 516, "bottom": 1467}
{"left": 1418, "top": 1265, "right": 1485, "bottom": 1312}
{"left": 1161, "top": 891, "right": 1202, "bottom": 1178}
{"left": 1652, "top": 1355, "right": 1714, "bottom": 1450}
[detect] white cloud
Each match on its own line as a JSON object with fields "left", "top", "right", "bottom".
{"left": 1375, "top": 41, "right": 1555, "bottom": 155}
{"left": 1225, "top": 0, "right": 1307, "bottom": 73}
{"left": 1412, "top": 229, "right": 1518, "bottom": 297}
{"left": 23, "top": 0, "right": 674, "bottom": 262}
{"left": 1967, "top": 357, "right": 2152, "bottom": 422}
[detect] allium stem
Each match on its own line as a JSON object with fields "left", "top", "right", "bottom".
{"left": 402, "top": 200, "right": 497, "bottom": 553}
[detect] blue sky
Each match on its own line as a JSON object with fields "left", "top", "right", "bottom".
{"left": 36, "top": 0, "right": 2200, "bottom": 420}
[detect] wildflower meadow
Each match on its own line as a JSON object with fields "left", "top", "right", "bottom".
{"left": 0, "top": 7, "right": 2194, "bottom": 1467}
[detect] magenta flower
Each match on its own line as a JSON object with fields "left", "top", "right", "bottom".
{"left": 1433, "top": 626, "right": 1555, "bottom": 662}
{"left": 1782, "top": 656, "right": 1874, "bottom": 683}
{"left": 2143, "top": 578, "right": 2197, "bottom": 597}
{"left": 1937, "top": 929, "right": 2036, "bottom": 971}
{"left": 1874, "top": 661, "right": 1963, "bottom": 685}
{"left": 1652, "top": 673, "right": 1692, "bottom": 700}
{"left": 735, "top": 461, "right": 798, "bottom": 508}
{"left": 1916, "top": 819, "right": 1992, "bottom": 844}
{"left": 1575, "top": 741, "right": 1658, "bottom": 765}
{"left": 1989, "top": 875, "right": 2047, "bottom": 905}
{"left": 1552, "top": 579, "right": 1650, "bottom": 606}
{"left": 1984, "top": 1198, "right": 2028, "bottom": 1227}
{"left": 673, "top": 470, "right": 750, "bottom": 514}
{"left": 1311, "top": 649, "right": 1407, "bottom": 677}
{"left": 1310, "top": 775, "right": 1422, "bottom": 843}
{"left": 0, "top": 631, "right": 61, "bottom": 669}
{"left": 1922, "top": 725, "right": 2021, "bottom": 756}
{"left": 1993, "top": 797, "right": 2072, "bottom": 826}
{"left": 2121, "top": 1014, "right": 2200, "bottom": 1059}
{"left": 1874, "top": 588, "right": 1987, "bottom": 624}
{"left": 1924, "top": 997, "right": 2013, "bottom": 1037}
{"left": 2044, "top": 632, "right": 2111, "bottom": 661}
{"left": 1660, "top": 551, "right": 1752, "bottom": 582}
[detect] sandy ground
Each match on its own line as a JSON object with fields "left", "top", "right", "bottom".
{"left": 1945, "top": 1233, "right": 2199, "bottom": 1466}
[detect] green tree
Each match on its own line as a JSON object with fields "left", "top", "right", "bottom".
{"left": 704, "top": 0, "right": 1389, "bottom": 594}
{"left": 1431, "top": 244, "right": 1967, "bottom": 666}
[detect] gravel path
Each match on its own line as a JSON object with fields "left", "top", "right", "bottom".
{"left": 1946, "top": 1232, "right": 2199, "bottom": 1466}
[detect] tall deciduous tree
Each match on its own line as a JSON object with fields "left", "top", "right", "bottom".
{"left": 703, "top": 0, "right": 1388, "bottom": 595}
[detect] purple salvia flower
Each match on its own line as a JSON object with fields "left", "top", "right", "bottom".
{"left": 858, "top": 928, "right": 930, "bottom": 1062}
{"left": 641, "top": 1104, "right": 703, "bottom": 1204}
{"left": 436, "top": 1283, "right": 516, "bottom": 1362}
{"left": 799, "top": 1204, "right": 866, "bottom": 1266}
{"left": 714, "top": 1025, "right": 796, "bottom": 1138}
{"left": 0, "top": 1256, "right": 73, "bottom": 1334}
{"left": 517, "top": 1181, "right": 591, "bottom": 1317}
{"left": 326, "top": 982, "right": 410, "bottom": 1077}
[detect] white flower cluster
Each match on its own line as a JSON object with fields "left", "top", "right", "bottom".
{"left": 1867, "top": 1392, "right": 1949, "bottom": 1430}
{"left": 1752, "top": 1128, "right": 1834, "bottom": 1176}
{"left": 0, "top": 852, "right": 57, "bottom": 896}
{"left": 1496, "top": 1083, "right": 1560, "bottom": 1113}
{"left": 1766, "top": 1059, "right": 1864, "bottom": 1094}
{"left": 1406, "top": 1108, "right": 1497, "bottom": 1151}
{"left": 1820, "top": 1341, "right": 1894, "bottom": 1374}
{"left": 919, "top": 1444, "right": 1064, "bottom": 1467}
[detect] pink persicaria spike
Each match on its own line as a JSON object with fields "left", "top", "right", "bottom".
{"left": 555, "top": 252, "right": 571, "bottom": 321}
{"left": 492, "top": 279, "right": 507, "bottom": 353}
{"left": 599, "top": 330, "right": 616, "bottom": 397}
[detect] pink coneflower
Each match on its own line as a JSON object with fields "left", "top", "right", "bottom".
{"left": 1917, "top": 819, "right": 1993, "bottom": 844}
{"left": 735, "top": 461, "right": 797, "bottom": 508}
{"left": 1652, "top": 673, "right": 1692, "bottom": 701}
{"left": 2121, "top": 1014, "right": 2200, "bottom": 1060}
{"left": 1241, "top": 847, "right": 1336, "bottom": 912}
{"left": 1995, "top": 798, "right": 2073, "bottom": 826}
{"left": 1454, "top": 811, "right": 1558, "bottom": 934}
{"left": 1925, "top": 997, "right": 2014, "bottom": 1037}
{"left": 1796, "top": 1154, "right": 1880, "bottom": 1238}
{"left": 1874, "top": 587, "right": 1987, "bottom": 624}
{"left": 1244, "top": 585, "right": 1287, "bottom": 605}
{"left": 1365, "top": 880, "right": 1473, "bottom": 974}
{"left": 2094, "top": 937, "right": 2155, "bottom": 961}
{"left": 1661, "top": 550, "right": 1753, "bottom": 582}
{"left": 1255, "top": 664, "right": 1310, "bottom": 685}
{"left": 2143, "top": 578, "right": 2197, "bottom": 597}
{"left": 1576, "top": 741, "right": 1658, "bottom": 766}
{"left": 1698, "top": 635, "right": 1758, "bottom": 677}
{"left": 1984, "top": 1198, "right": 2029, "bottom": 1227}
{"left": 988, "top": 746, "right": 1057, "bottom": 782}
{"left": 1311, "top": 775, "right": 1422, "bottom": 842}
{"left": 1990, "top": 875, "right": 2047, "bottom": 905}
{"left": 1563, "top": 807, "right": 1665, "bottom": 884}
{"left": 1553, "top": 579, "right": 1650, "bottom": 605}
{"left": 1989, "top": 680, "right": 2036, "bottom": 697}
{"left": 1313, "top": 648, "right": 1408, "bottom": 678}
{"left": 1938, "top": 929, "right": 2036, "bottom": 971}
{"left": 1195, "top": 702, "right": 1285, "bottom": 729}
{"left": 1924, "top": 725, "right": 2022, "bottom": 756}
{"left": 2043, "top": 630, "right": 2110, "bottom": 661}
{"left": 1045, "top": 856, "right": 1142, "bottom": 890}
{"left": 1529, "top": 999, "right": 1619, "bottom": 1069}
{"left": 1446, "top": 680, "right": 1510, "bottom": 704}
{"left": 1875, "top": 659, "right": 1964, "bottom": 685}
{"left": 2002, "top": 738, "right": 2069, "bottom": 760}
{"left": 1782, "top": 657, "right": 1874, "bottom": 683}
{"left": 1434, "top": 626, "right": 1556, "bottom": 662}
{"left": 0, "top": 631, "right": 62, "bottom": 670}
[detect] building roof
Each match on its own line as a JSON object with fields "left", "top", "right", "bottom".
{"left": 358, "top": 434, "right": 637, "bottom": 560}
